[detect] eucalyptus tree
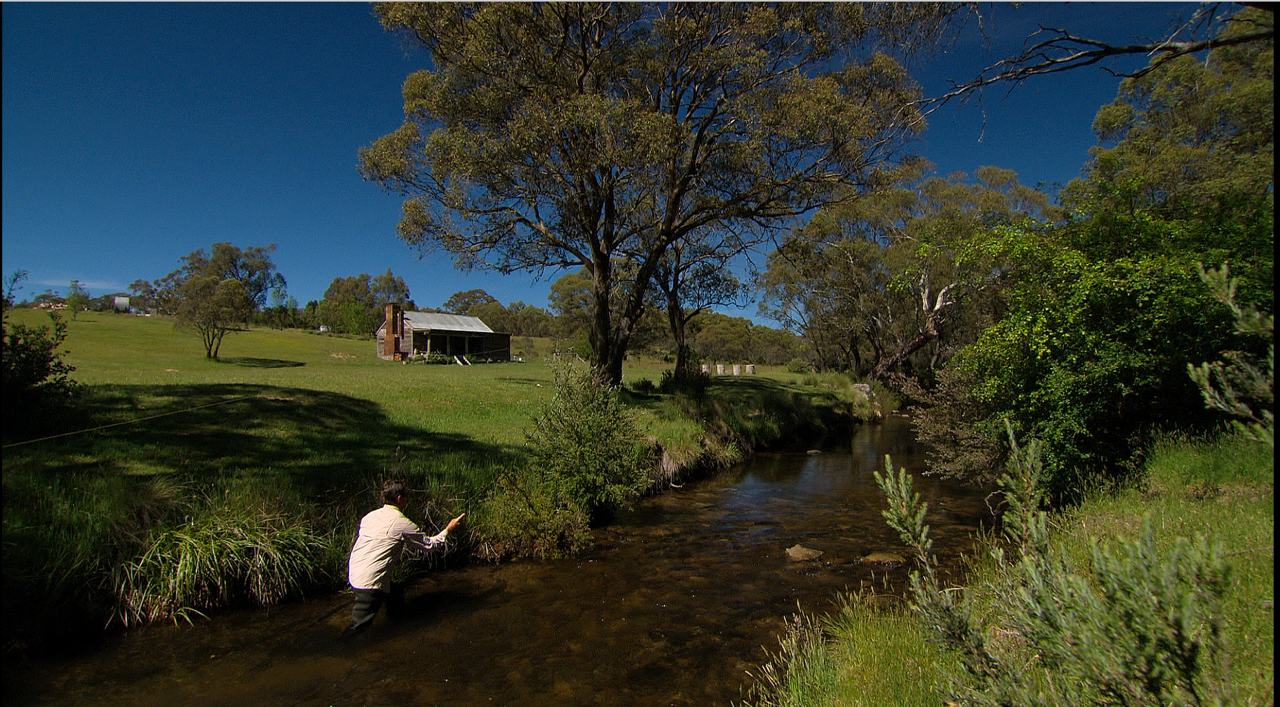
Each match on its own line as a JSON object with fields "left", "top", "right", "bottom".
{"left": 442, "top": 289, "right": 496, "bottom": 315}
{"left": 175, "top": 276, "right": 254, "bottom": 359}
{"left": 924, "top": 2, "right": 1274, "bottom": 112}
{"left": 147, "top": 243, "right": 286, "bottom": 317}
{"left": 757, "top": 230, "right": 895, "bottom": 375}
{"left": 650, "top": 231, "right": 748, "bottom": 381}
{"left": 360, "top": 2, "right": 941, "bottom": 385}
{"left": 371, "top": 269, "right": 415, "bottom": 310}
{"left": 860, "top": 167, "right": 1061, "bottom": 379}
{"left": 760, "top": 167, "right": 1059, "bottom": 379}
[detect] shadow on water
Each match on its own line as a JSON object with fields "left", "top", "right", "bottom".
{"left": 3, "top": 417, "right": 992, "bottom": 707}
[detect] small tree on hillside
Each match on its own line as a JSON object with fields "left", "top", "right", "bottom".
{"left": 65, "top": 280, "right": 90, "bottom": 321}
{"left": 176, "top": 276, "right": 253, "bottom": 359}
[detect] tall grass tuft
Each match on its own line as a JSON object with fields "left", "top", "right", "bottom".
{"left": 744, "top": 591, "right": 954, "bottom": 707}
{"left": 1144, "top": 430, "right": 1274, "bottom": 489}
{"left": 111, "top": 501, "right": 325, "bottom": 627}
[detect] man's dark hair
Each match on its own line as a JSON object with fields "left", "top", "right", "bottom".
{"left": 381, "top": 479, "right": 408, "bottom": 505}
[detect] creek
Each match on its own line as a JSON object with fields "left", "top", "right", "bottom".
{"left": 5, "top": 417, "right": 993, "bottom": 706}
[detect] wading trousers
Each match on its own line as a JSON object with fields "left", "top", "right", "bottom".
{"left": 349, "top": 587, "right": 389, "bottom": 633}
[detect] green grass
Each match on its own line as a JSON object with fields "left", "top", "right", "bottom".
{"left": 1045, "top": 432, "right": 1275, "bottom": 704}
{"left": 745, "top": 592, "right": 955, "bottom": 707}
{"left": 743, "top": 430, "right": 1274, "bottom": 707}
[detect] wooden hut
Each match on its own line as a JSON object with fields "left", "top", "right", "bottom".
{"left": 376, "top": 305, "right": 511, "bottom": 362}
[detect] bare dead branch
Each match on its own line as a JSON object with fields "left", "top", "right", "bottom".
{"left": 918, "top": 3, "right": 1273, "bottom": 117}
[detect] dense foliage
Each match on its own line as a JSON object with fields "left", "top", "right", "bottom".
{"left": 759, "top": 167, "right": 1060, "bottom": 378}
{"left": 913, "top": 10, "right": 1273, "bottom": 496}
{"left": 316, "top": 269, "right": 415, "bottom": 336}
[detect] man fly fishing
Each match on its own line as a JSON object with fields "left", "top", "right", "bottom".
{"left": 343, "top": 479, "right": 465, "bottom": 636}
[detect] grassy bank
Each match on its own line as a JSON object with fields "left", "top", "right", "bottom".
{"left": 743, "top": 430, "right": 1274, "bottom": 706}
{"left": 2, "top": 310, "right": 859, "bottom": 652}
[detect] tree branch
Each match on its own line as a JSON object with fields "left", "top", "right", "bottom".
{"left": 919, "top": 3, "right": 1273, "bottom": 116}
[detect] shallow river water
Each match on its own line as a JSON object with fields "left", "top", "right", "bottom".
{"left": 5, "top": 417, "right": 993, "bottom": 707}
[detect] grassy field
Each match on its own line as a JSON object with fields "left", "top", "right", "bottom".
{"left": 2, "top": 309, "right": 858, "bottom": 651}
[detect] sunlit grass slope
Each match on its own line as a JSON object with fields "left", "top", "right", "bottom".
{"left": 11, "top": 309, "right": 554, "bottom": 446}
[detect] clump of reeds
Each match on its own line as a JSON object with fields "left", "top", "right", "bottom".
{"left": 110, "top": 502, "right": 325, "bottom": 627}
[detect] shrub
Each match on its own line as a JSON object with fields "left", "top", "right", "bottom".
{"left": 875, "top": 424, "right": 1234, "bottom": 706}
{"left": 657, "top": 366, "right": 709, "bottom": 397}
{"left": 469, "top": 467, "right": 591, "bottom": 560}
{"left": 786, "top": 357, "right": 812, "bottom": 374}
{"left": 630, "top": 377, "right": 657, "bottom": 395}
{"left": 524, "top": 360, "right": 656, "bottom": 518}
{"left": 2, "top": 300, "right": 81, "bottom": 433}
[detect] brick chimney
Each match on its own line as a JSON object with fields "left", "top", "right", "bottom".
{"left": 384, "top": 304, "right": 402, "bottom": 360}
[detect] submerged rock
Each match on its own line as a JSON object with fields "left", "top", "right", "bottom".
{"left": 785, "top": 544, "right": 824, "bottom": 562}
{"left": 861, "top": 552, "right": 907, "bottom": 565}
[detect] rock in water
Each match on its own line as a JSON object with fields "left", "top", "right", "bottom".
{"left": 861, "top": 552, "right": 907, "bottom": 565}
{"left": 785, "top": 544, "right": 824, "bottom": 562}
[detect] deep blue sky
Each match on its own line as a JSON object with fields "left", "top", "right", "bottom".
{"left": 3, "top": 2, "right": 1203, "bottom": 320}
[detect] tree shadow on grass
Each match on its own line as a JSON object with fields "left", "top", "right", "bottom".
{"left": 217, "top": 357, "right": 306, "bottom": 368}
{"left": 3, "top": 383, "right": 518, "bottom": 495}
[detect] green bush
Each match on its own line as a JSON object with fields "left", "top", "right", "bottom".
{"left": 875, "top": 425, "right": 1234, "bottom": 706}
{"left": 657, "top": 366, "right": 709, "bottom": 397}
{"left": 469, "top": 467, "right": 591, "bottom": 560}
{"left": 2, "top": 305, "right": 82, "bottom": 435}
{"left": 786, "top": 358, "right": 812, "bottom": 374}
{"left": 630, "top": 377, "right": 657, "bottom": 395}
{"left": 524, "top": 361, "right": 656, "bottom": 518}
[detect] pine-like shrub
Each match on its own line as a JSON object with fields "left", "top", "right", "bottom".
{"left": 876, "top": 423, "right": 1234, "bottom": 706}
{"left": 524, "top": 360, "right": 656, "bottom": 518}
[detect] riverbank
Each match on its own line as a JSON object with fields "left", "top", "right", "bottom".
{"left": 3, "top": 429, "right": 989, "bottom": 707}
{"left": 2, "top": 311, "right": 871, "bottom": 655}
{"left": 743, "top": 429, "right": 1274, "bottom": 706}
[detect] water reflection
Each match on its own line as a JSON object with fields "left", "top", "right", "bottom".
{"left": 4, "top": 418, "right": 992, "bottom": 707}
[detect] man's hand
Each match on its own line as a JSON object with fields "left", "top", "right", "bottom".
{"left": 445, "top": 513, "right": 465, "bottom": 533}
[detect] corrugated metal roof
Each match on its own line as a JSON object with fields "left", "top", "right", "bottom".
{"left": 401, "top": 311, "right": 494, "bottom": 334}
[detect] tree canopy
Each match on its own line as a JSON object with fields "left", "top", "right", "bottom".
{"left": 317, "top": 270, "right": 415, "bottom": 335}
{"left": 361, "top": 2, "right": 940, "bottom": 385}
{"left": 175, "top": 276, "right": 254, "bottom": 359}
{"left": 144, "top": 243, "right": 286, "bottom": 317}
{"left": 759, "top": 167, "right": 1059, "bottom": 378}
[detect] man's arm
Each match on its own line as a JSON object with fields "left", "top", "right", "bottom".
{"left": 401, "top": 513, "right": 466, "bottom": 552}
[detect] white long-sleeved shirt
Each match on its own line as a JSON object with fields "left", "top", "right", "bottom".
{"left": 348, "top": 504, "right": 449, "bottom": 591}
